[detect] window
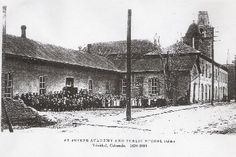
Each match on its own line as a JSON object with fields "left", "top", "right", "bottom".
{"left": 209, "top": 85, "right": 211, "bottom": 100}
{"left": 4, "top": 73, "right": 13, "bottom": 98}
{"left": 201, "top": 84, "right": 204, "bottom": 101}
{"left": 148, "top": 78, "right": 160, "bottom": 95}
{"left": 121, "top": 79, "right": 127, "bottom": 95}
{"left": 39, "top": 76, "right": 46, "bottom": 94}
{"left": 105, "top": 81, "right": 110, "bottom": 93}
{"left": 205, "top": 85, "right": 208, "bottom": 100}
{"left": 215, "top": 87, "right": 218, "bottom": 99}
{"left": 205, "top": 64, "right": 208, "bottom": 78}
{"left": 66, "top": 77, "right": 74, "bottom": 87}
{"left": 88, "top": 79, "right": 93, "bottom": 93}
{"left": 215, "top": 69, "right": 218, "bottom": 80}
{"left": 135, "top": 77, "right": 143, "bottom": 87}
{"left": 202, "top": 65, "right": 205, "bottom": 76}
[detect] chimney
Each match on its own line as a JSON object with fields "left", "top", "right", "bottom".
{"left": 2, "top": 6, "right": 7, "bottom": 38}
{"left": 21, "top": 25, "right": 26, "bottom": 38}
{"left": 87, "top": 44, "right": 91, "bottom": 53}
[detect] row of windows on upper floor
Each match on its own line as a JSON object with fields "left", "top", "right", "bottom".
{"left": 201, "top": 64, "right": 227, "bottom": 83}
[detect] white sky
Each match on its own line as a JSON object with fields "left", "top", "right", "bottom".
{"left": 2, "top": 0, "right": 236, "bottom": 64}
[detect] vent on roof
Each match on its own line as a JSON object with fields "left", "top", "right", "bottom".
{"left": 87, "top": 44, "right": 91, "bottom": 53}
{"left": 21, "top": 25, "right": 26, "bottom": 38}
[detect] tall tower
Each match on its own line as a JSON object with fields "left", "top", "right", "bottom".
{"left": 197, "top": 11, "right": 214, "bottom": 58}
{"left": 183, "top": 11, "right": 214, "bottom": 58}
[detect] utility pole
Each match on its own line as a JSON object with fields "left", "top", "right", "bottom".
{"left": 235, "top": 55, "right": 236, "bottom": 102}
{"left": 211, "top": 27, "right": 215, "bottom": 106}
{"left": 126, "top": 9, "right": 132, "bottom": 121}
{"left": 1, "top": 6, "right": 7, "bottom": 132}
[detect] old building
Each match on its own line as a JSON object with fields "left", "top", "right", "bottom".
{"left": 1, "top": 8, "right": 229, "bottom": 105}
{"left": 89, "top": 11, "right": 228, "bottom": 104}
{"left": 2, "top": 26, "right": 121, "bottom": 97}
{"left": 183, "top": 11, "right": 228, "bottom": 102}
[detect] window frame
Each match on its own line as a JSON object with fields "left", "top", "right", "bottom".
{"left": 88, "top": 79, "right": 93, "bottom": 93}
{"left": 105, "top": 81, "right": 110, "bottom": 93}
{"left": 121, "top": 79, "right": 127, "bottom": 95}
{"left": 66, "top": 77, "right": 74, "bottom": 87}
{"left": 148, "top": 77, "right": 160, "bottom": 95}
{"left": 39, "top": 75, "right": 46, "bottom": 95}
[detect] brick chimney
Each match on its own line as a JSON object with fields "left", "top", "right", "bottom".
{"left": 21, "top": 25, "right": 26, "bottom": 38}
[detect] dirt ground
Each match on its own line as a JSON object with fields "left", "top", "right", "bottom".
{"left": 7, "top": 102, "right": 236, "bottom": 134}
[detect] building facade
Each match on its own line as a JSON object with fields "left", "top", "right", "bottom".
{"left": 1, "top": 9, "right": 229, "bottom": 105}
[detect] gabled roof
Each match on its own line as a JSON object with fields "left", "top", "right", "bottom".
{"left": 4, "top": 35, "right": 119, "bottom": 72}
{"left": 145, "top": 41, "right": 199, "bottom": 57}
{"left": 109, "top": 54, "right": 198, "bottom": 73}
{"left": 89, "top": 39, "right": 156, "bottom": 57}
{"left": 163, "top": 41, "right": 200, "bottom": 54}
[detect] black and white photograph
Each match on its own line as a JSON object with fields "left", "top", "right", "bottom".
{"left": 0, "top": 0, "right": 236, "bottom": 156}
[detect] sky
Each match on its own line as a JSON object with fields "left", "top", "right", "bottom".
{"left": 1, "top": 0, "right": 236, "bottom": 64}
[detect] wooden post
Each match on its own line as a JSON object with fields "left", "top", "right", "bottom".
{"left": 211, "top": 27, "right": 215, "bottom": 106}
{"left": 126, "top": 9, "right": 132, "bottom": 121}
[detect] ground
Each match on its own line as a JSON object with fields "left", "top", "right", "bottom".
{"left": 4, "top": 102, "right": 236, "bottom": 134}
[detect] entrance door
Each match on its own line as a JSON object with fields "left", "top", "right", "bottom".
{"left": 66, "top": 77, "right": 74, "bottom": 87}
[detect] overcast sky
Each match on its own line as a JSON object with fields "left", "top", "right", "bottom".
{"left": 2, "top": 0, "right": 236, "bottom": 64}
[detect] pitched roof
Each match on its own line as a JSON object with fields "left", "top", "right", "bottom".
{"left": 4, "top": 35, "right": 119, "bottom": 72}
{"left": 163, "top": 41, "right": 200, "bottom": 54}
{"left": 89, "top": 39, "right": 156, "bottom": 57}
{"left": 109, "top": 54, "right": 198, "bottom": 72}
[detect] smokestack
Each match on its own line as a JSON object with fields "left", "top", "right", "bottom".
{"left": 87, "top": 44, "right": 91, "bottom": 53}
{"left": 2, "top": 6, "right": 7, "bottom": 38}
{"left": 21, "top": 25, "right": 26, "bottom": 38}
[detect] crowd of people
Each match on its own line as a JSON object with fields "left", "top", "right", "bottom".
{"left": 12, "top": 89, "right": 170, "bottom": 112}
{"left": 13, "top": 90, "right": 128, "bottom": 111}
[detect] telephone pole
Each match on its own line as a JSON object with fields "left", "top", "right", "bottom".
{"left": 126, "top": 9, "right": 132, "bottom": 121}
{"left": 235, "top": 55, "right": 236, "bottom": 102}
{"left": 211, "top": 27, "right": 215, "bottom": 106}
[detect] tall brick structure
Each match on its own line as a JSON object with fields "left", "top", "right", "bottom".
{"left": 184, "top": 11, "right": 214, "bottom": 58}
